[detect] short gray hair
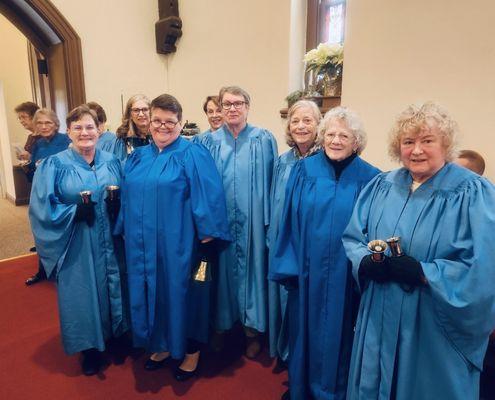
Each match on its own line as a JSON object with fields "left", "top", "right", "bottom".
{"left": 285, "top": 100, "right": 322, "bottom": 147}
{"left": 388, "top": 101, "right": 459, "bottom": 162}
{"left": 317, "top": 106, "right": 367, "bottom": 154}
{"left": 33, "top": 108, "right": 60, "bottom": 132}
{"left": 219, "top": 86, "right": 251, "bottom": 105}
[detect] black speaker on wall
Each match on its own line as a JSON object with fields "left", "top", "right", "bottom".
{"left": 155, "top": 0, "right": 183, "bottom": 54}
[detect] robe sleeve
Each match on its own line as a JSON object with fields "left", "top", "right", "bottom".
{"left": 266, "top": 156, "right": 282, "bottom": 249}
{"left": 260, "top": 130, "right": 278, "bottom": 226}
{"left": 342, "top": 174, "right": 385, "bottom": 291}
{"left": 421, "top": 177, "right": 495, "bottom": 368}
{"left": 28, "top": 157, "right": 76, "bottom": 278}
{"left": 185, "top": 143, "right": 231, "bottom": 242}
{"left": 268, "top": 160, "right": 305, "bottom": 282}
{"left": 114, "top": 150, "right": 139, "bottom": 235}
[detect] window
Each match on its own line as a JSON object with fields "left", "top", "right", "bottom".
{"left": 307, "top": 0, "right": 346, "bottom": 49}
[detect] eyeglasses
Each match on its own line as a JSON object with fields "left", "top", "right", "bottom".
{"left": 150, "top": 119, "right": 180, "bottom": 129}
{"left": 131, "top": 107, "right": 150, "bottom": 115}
{"left": 71, "top": 125, "right": 97, "bottom": 134}
{"left": 221, "top": 101, "right": 246, "bottom": 110}
{"left": 324, "top": 132, "right": 353, "bottom": 143}
{"left": 36, "top": 121, "right": 54, "bottom": 126}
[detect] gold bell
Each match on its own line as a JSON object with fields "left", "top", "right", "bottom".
{"left": 193, "top": 259, "right": 211, "bottom": 282}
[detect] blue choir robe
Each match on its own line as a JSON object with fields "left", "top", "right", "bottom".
{"left": 96, "top": 130, "right": 118, "bottom": 154}
{"left": 192, "top": 124, "right": 278, "bottom": 332}
{"left": 270, "top": 151, "right": 380, "bottom": 400}
{"left": 267, "top": 149, "right": 298, "bottom": 361}
{"left": 121, "top": 138, "right": 231, "bottom": 358}
{"left": 30, "top": 132, "right": 71, "bottom": 164}
{"left": 29, "top": 148, "right": 129, "bottom": 355}
{"left": 27, "top": 132, "right": 71, "bottom": 180}
{"left": 343, "top": 163, "right": 495, "bottom": 400}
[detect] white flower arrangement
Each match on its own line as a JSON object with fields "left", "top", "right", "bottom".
{"left": 304, "top": 43, "right": 344, "bottom": 76}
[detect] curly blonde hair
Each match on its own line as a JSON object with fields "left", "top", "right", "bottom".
{"left": 116, "top": 94, "right": 150, "bottom": 139}
{"left": 388, "top": 102, "right": 459, "bottom": 162}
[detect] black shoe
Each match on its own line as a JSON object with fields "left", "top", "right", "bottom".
{"left": 25, "top": 272, "right": 45, "bottom": 286}
{"left": 29, "top": 246, "right": 36, "bottom": 252}
{"left": 144, "top": 356, "right": 169, "bottom": 371}
{"left": 81, "top": 349, "right": 101, "bottom": 376}
{"left": 174, "top": 365, "right": 197, "bottom": 382}
{"left": 281, "top": 389, "right": 290, "bottom": 400}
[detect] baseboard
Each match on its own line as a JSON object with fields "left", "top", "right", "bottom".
{"left": 0, "top": 252, "right": 37, "bottom": 266}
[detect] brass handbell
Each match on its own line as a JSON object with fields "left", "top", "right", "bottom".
{"left": 386, "top": 236, "right": 404, "bottom": 257}
{"left": 193, "top": 259, "right": 211, "bottom": 282}
{"left": 367, "top": 239, "right": 388, "bottom": 262}
{"left": 80, "top": 190, "right": 92, "bottom": 204}
{"left": 106, "top": 185, "right": 120, "bottom": 201}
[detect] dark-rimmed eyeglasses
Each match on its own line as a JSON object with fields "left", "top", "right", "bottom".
{"left": 221, "top": 101, "right": 246, "bottom": 110}
{"left": 150, "top": 119, "right": 179, "bottom": 129}
{"left": 131, "top": 107, "right": 150, "bottom": 115}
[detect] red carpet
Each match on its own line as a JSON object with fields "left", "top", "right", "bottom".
{"left": 0, "top": 255, "right": 287, "bottom": 400}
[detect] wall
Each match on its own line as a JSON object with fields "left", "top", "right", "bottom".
{"left": 51, "top": 0, "right": 292, "bottom": 143}
{"left": 343, "top": 0, "right": 495, "bottom": 179}
{"left": 0, "top": 14, "right": 33, "bottom": 199}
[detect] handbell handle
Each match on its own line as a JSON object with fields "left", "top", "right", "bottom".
{"left": 386, "top": 236, "right": 404, "bottom": 257}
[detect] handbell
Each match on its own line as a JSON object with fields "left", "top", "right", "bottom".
{"left": 386, "top": 236, "right": 404, "bottom": 257}
{"left": 80, "top": 190, "right": 92, "bottom": 204}
{"left": 106, "top": 185, "right": 120, "bottom": 201}
{"left": 193, "top": 259, "right": 211, "bottom": 282}
{"left": 367, "top": 239, "right": 388, "bottom": 262}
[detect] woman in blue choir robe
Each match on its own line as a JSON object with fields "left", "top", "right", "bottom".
{"left": 25, "top": 108, "right": 71, "bottom": 286}
{"left": 267, "top": 100, "right": 321, "bottom": 369}
{"left": 121, "top": 94, "right": 230, "bottom": 381}
{"left": 114, "top": 94, "right": 152, "bottom": 162}
{"left": 270, "top": 107, "right": 380, "bottom": 400}
{"left": 193, "top": 86, "right": 277, "bottom": 358}
{"left": 343, "top": 102, "right": 495, "bottom": 400}
{"left": 86, "top": 101, "right": 121, "bottom": 156}
{"left": 29, "top": 105, "right": 128, "bottom": 376}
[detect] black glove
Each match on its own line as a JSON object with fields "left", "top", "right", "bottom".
{"left": 104, "top": 197, "right": 120, "bottom": 222}
{"left": 280, "top": 276, "right": 299, "bottom": 291}
{"left": 359, "top": 254, "right": 390, "bottom": 284}
{"left": 198, "top": 241, "right": 217, "bottom": 263}
{"left": 74, "top": 202, "right": 96, "bottom": 227}
{"left": 388, "top": 255, "right": 426, "bottom": 287}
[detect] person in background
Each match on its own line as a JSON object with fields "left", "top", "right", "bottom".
{"left": 454, "top": 148, "right": 494, "bottom": 400}
{"left": 267, "top": 100, "right": 321, "bottom": 374}
{"left": 202, "top": 95, "right": 224, "bottom": 133}
{"left": 270, "top": 106, "right": 380, "bottom": 400}
{"left": 25, "top": 108, "right": 71, "bottom": 286}
{"left": 343, "top": 102, "right": 495, "bottom": 400}
{"left": 115, "top": 94, "right": 151, "bottom": 160}
{"left": 121, "top": 94, "right": 230, "bottom": 381}
{"left": 193, "top": 86, "right": 278, "bottom": 358}
{"left": 14, "top": 101, "right": 40, "bottom": 160}
{"left": 29, "top": 105, "right": 129, "bottom": 376}
{"left": 455, "top": 149, "right": 485, "bottom": 175}
{"left": 86, "top": 101, "right": 118, "bottom": 154}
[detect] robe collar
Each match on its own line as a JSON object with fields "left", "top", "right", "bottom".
{"left": 68, "top": 147, "right": 99, "bottom": 169}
